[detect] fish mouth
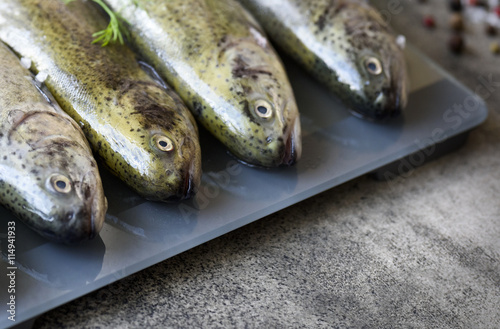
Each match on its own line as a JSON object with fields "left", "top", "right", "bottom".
{"left": 42, "top": 194, "right": 106, "bottom": 244}
{"left": 164, "top": 172, "right": 196, "bottom": 202}
{"left": 182, "top": 171, "right": 196, "bottom": 200}
{"left": 180, "top": 137, "right": 200, "bottom": 200}
{"left": 380, "top": 87, "right": 406, "bottom": 120}
{"left": 353, "top": 90, "right": 405, "bottom": 121}
{"left": 373, "top": 97, "right": 403, "bottom": 120}
{"left": 88, "top": 195, "right": 107, "bottom": 240}
{"left": 168, "top": 158, "right": 200, "bottom": 201}
{"left": 82, "top": 170, "right": 107, "bottom": 241}
{"left": 355, "top": 69, "right": 408, "bottom": 121}
{"left": 280, "top": 116, "right": 302, "bottom": 166}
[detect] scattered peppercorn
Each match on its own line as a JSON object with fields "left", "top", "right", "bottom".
{"left": 449, "top": 13, "right": 464, "bottom": 31}
{"left": 495, "top": 6, "right": 500, "bottom": 17}
{"left": 485, "top": 24, "right": 497, "bottom": 36}
{"left": 490, "top": 41, "right": 500, "bottom": 54}
{"left": 469, "top": 0, "right": 488, "bottom": 8}
{"left": 423, "top": 15, "right": 436, "bottom": 28}
{"left": 449, "top": 0, "right": 462, "bottom": 12}
{"left": 479, "top": 0, "right": 489, "bottom": 8}
{"left": 423, "top": 0, "right": 500, "bottom": 55}
{"left": 449, "top": 34, "right": 465, "bottom": 54}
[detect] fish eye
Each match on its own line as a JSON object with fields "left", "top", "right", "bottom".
{"left": 48, "top": 174, "right": 72, "bottom": 194}
{"left": 152, "top": 134, "right": 174, "bottom": 152}
{"left": 365, "top": 57, "right": 383, "bottom": 75}
{"left": 254, "top": 100, "right": 273, "bottom": 119}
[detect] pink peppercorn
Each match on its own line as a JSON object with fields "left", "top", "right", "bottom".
{"left": 495, "top": 6, "right": 500, "bottom": 17}
{"left": 423, "top": 15, "right": 436, "bottom": 28}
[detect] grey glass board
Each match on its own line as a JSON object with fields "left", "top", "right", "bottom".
{"left": 0, "top": 45, "right": 488, "bottom": 328}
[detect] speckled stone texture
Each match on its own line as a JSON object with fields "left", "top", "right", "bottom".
{"left": 33, "top": 1, "right": 500, "bottom": 328}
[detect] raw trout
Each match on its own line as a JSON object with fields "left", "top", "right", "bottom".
{"left": 0, "top": 0, "right": 202, "bottom": 201}
{"left": 238, "top": 0, "right": 409, "bottom": 120}
{"left": 0, "top": 43, "right": 106, "bottom": 243}
{"left": 104, "top": 0, "right": 302, "bottom": 167}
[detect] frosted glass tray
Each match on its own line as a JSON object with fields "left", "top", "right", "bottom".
{"left": 0, "top": 45, "right": 488, "bottom": 328}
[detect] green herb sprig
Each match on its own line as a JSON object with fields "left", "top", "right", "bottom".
{"left": 63, "top": 0, "right": 129, "bottom": 46}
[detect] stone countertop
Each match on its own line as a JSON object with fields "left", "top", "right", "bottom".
{"left": 33, "top": 1, "right": 500, "bottom": 328}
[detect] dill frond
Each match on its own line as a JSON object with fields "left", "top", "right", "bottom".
{"left": 63, "top": 0, "right": 129, "bottom": 47}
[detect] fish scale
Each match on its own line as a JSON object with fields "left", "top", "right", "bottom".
{"left": 237, "top": 0, "right": 409, "bottom": 120}
{"left": 0, "top": 0, "right": 202, "bottom": 201}
{"left": 105, "top": 0, "right": 302, "bottom": 167}
{"left": 0, "top": 42, "right": 107, "bottom": 243}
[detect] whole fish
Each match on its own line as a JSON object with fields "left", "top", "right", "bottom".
{"left": 0, "top": 0, "right": 202, "bottom": 202}
{"left": 104, "top": 0, "right": 302, "bottom": 167}
{"left": 0, "top": 43, "right": 107, "bottom": 243}
{"left": 237, "top": 0, "right": 409, "bottom": 120}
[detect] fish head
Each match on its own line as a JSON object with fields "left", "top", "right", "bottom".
{"left": 349, "top": 39, "right": 408, "bottom": 121}
{"left": 223, "top": 42, "right": 302, "bottom": 167}
{"left": 12, "top": 109, "right": 108, "bottom": 243}
{"left": 121, "top": 82, "right": 202, "bottom": 201}
{"left": 144, "top": 120, "right": 202, "bottom": 201}
{"left": 36, "top": 155, "right": 107, "bottom": 243}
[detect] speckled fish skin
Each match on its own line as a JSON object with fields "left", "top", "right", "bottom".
{"left": 104, "top": 0, "right": 302, "bottom": 167}
{"left": 237, "top": 0, "right": 409, "bottom": 120}
{"left": 0, "top": 43, "right": 107, "bottom": 243}
{"left": 0, "top": 0, "right": 202, "bottom": 202}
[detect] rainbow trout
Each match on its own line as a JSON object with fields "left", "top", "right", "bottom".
{"left": 237, "top": 0, "right": 409, "bottom": 120}
{"left": 104, "top": 0, "right": 302, "bottom": 167}
{"left": 0, "top": 43, "right": 106, "bottom": 243}
{"left": 0, "top": 0, "right": 202, "bottom": 201}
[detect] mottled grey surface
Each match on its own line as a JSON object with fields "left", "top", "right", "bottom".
{"left": 33, "top": 1, "right": 500, "bottom": 328}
